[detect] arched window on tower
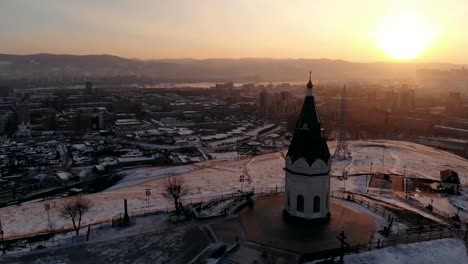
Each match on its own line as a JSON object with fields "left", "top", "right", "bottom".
{"left": 313, "top": 196, "right": 320, "bottom": 213}
{"left": 296, "top": 195, "right": 304, "bottom": 212}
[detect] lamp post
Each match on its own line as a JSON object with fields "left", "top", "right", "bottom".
{"left": 145, "top": 189, "right": 151, "bottom": 208}
{"left": 0, "top": 219, "right": 5, "bottom": 255}
{"left": 239, "top": 175, "right": 245, "bottom": 193}
{"left": 44, "top": 203, "right": 51, "bottom": 225}
{"left": 367, "top": 162, "right": 373, "bottom": 192}
{"left": 343, "top": 172, "right": 348, "bottom": 192}
{"left": 381, "top": 147, "right": 385, "bottom": 173}
{"left": 403, "top": 165, "right": 407, "bottom": 198}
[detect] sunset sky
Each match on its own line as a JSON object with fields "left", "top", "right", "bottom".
{"left": 1, "top": 0, "right": 467, "bottom": 63}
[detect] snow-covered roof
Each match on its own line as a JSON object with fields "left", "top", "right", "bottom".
{"left": 434, "top": 125, "right": 468, "bottom": 133}
{"left": 118, "top": 156, "right": 155, "bottom": 163}
{"left": 95, "top": 165, "right": 105, "bottom": 171}
{"left": 115, "top": 119, "right": 141, "bottom": 126}
{"left": 56, "top": 171, "right": 73, "bottom": 181}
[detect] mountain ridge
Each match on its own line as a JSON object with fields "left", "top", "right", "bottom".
{"left": 0, "top": 53, "right": 466, "bottom": 83}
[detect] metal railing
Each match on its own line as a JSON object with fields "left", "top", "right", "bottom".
{"left": 331, "top": 191, "right": 396, "bottom": 221}
{"left": 350, "top": 228, "right": 468, "bottom": 255}
{"left": 1, "top": 185, "right": 286, "bottom": 254}
{"left": 300, "top": 228, "right": 468, "bottom": 263}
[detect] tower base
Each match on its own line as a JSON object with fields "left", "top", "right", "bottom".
{"left": 282, "top": 209, "right": 331, "bottom": 225}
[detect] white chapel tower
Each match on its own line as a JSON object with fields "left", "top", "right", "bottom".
{"left": 284, "top": 72, "right": 331, "bottom": 221}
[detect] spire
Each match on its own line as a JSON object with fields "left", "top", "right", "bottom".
{"left": 307, "top": 70, "right": 313, "bottom": 96}
{"left": 286, "top": 70, "right": 330, "bottom": 166}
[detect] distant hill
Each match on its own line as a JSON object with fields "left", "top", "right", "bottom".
{"left": 0, "top": 53, "right": 466, "bottom": 83}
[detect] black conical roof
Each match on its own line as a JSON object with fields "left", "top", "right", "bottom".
{"left": 295, "top": 96, "right": 320, "bottom": 131}
{"left": 286, "top": 84, "right": 330, "bottom": 166}
{"left": 287, "top": 129, "right": 330, "bottom": 166}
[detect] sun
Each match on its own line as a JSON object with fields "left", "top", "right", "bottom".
{"left": 377, "top": 14, "right": 435, "bottom": 60}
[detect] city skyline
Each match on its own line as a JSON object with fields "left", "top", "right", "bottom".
{"left": 1, "top": 0, "right": 468, "bottom": 63}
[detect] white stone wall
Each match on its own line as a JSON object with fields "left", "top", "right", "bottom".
{"left": 284, "top": 158, "right": 331, "bottom": 219}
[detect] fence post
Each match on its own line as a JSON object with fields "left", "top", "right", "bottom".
{"left": 86, "top": 225, "right": 91, "bottom": 241}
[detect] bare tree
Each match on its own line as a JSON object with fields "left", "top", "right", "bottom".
{"left": 164, "top": 175, "right": 189, "bottom": 215}
{"left": 60, "top": 195, "right": 93, "bottom": 236}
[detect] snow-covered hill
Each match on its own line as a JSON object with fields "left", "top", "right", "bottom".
{"left": 0, "top": 140, "right": 467, "bottom": 239}
{"left": 307, "top": 238, "right": 468, "bottom": 264}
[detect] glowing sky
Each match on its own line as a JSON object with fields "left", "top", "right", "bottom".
{"left": 1, "top": 0, "right": 467, "bottom": 63}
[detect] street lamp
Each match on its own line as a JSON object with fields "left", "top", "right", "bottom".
{"left": 381, "top": 147, "right": 385, "bottom": 173}
{"left": 367, "top": 162, "right": 373, "bottom": 192}
{"left": 403, "top": 165, "right": 408, "bottom": 198}
{"left": 239, "top": 175, "right": 245, "bottom": 193}
{"left": 44, "top": 203, "right": 51, "bottom": 225}
{"left": 145, "top": 189, "right": 151, "bottom": 208}
{"left": 0, "top": 219, "right": 5, "bottom": 255}
{"left": 343, "top": 172, "right": 348, "bottom": 192}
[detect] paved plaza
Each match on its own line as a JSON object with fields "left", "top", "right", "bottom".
{"left": 239, "top": 194, "right": 378, "bottom": 253}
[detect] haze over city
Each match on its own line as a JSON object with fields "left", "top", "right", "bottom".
{"left": 1, "top": 0, "right": 468, "bottom": 63}
{"left": 1, "top": 1, "right": 468, "bottom": 264}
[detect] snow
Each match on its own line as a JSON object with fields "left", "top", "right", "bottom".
{"left": 329, "top": 140, "right": 468, "bottom": 184}
{"left": 201, "top": 134, "right": 229, "bottom": 141}
{"left": 208, "top": 152, "right": 239, "bottom": 160}
{"left": 335, "top": 238, "right": 467, "bottom": 264}
{"left": 363, "top": 193, "right": 446, "bottom": 224}
{"left": 451, "top": 192, "right": 468, "bottom": 212}
{"left": 108, "top": 165, "right": 197, "bottom": 190}
{"left": 435, "top": 125, "right": 468, "bottom": 133}
{"left": 245, "top": 123, "right": 275, "bottom": 136}
{"left": 56, "top": 172, "right": 73, "bottom": 181}
{"left": 1, "top": 140, "right": 468, "bottom": 240}
{"left": 117, "top": 156, "right": 155, "bottom": 163}
{"left": 206, "top": 136, "right": 248, "bottom": 147}
{"left": 410, "top": 193, "right": 468, "bottom": 221}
